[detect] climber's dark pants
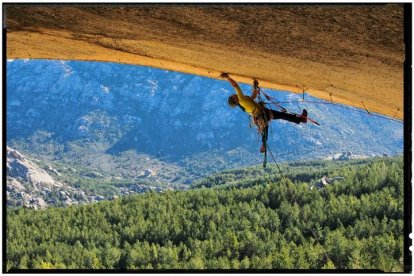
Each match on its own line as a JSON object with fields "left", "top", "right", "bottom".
{"left": 259, "top": 109, "right": 301, "bottom": 145}
{"left": 266, "top": 108, "right": 302, "bottom": 124}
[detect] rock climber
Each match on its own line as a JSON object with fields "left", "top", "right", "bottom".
{"left": 220, "top": 72, "right": 308, "bottom": 153}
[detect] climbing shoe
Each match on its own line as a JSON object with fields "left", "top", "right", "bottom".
{"left": 300, "top": 109, "right": 308, "bottom": 123}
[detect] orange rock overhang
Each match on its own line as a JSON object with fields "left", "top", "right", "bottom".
{"left": 5, "top": 4, "right": 406, "bottom": 120}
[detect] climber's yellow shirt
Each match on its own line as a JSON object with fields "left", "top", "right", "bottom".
{"left": 232, "top": 83, "right": 262, "bottom": 116}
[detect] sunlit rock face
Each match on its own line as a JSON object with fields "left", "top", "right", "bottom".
{"left": 6, "top": 5, "right": 405, "bottom": 119}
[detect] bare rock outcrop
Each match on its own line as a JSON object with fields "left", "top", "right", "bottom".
{"left": 6, "top": 147, "right": 85, "bottom": 209}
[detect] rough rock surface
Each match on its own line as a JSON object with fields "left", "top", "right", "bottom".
{"left": 6, "top": 146, "right": 177, "bottom": 209}
{"left": 7, "top": 146, "right": 81, "bottom": 209}
{"left": 7, "top": 146, "right": 57, "bottom": 187}
{"left": 5, "top": 4, "right": 405, "bottom": 119}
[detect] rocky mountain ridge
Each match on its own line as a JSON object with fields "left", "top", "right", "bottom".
{"left": 6, "top": 147, "right": 178, "bottom": 209}
{"left": 6, "top": 59, "right": 404, "bottom": 186}
{"left": 7, "top": 146, "right": 87, "bottom": 209}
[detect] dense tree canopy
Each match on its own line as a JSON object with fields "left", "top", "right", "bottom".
{"left": 6, "top": 157, "right": 405, "bottom": 271}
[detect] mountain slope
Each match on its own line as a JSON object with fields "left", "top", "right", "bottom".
{"left": 6, "top": 146, "right": 182, "bottom": 209}
{"left": 6, "top": 146, "right": 90, "bottom": 208}
{"left": 7, "top": 60, "right": 403, "bottom": 183}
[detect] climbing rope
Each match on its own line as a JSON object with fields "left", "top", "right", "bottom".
{"left": 252, "top": 87, "right": 332, "bottom": 265}
{"left": 264, "top": 143, "right": 334, "bottom": 268}
{"left": 244, "top": 78, "right": 399, "bottom": 268}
